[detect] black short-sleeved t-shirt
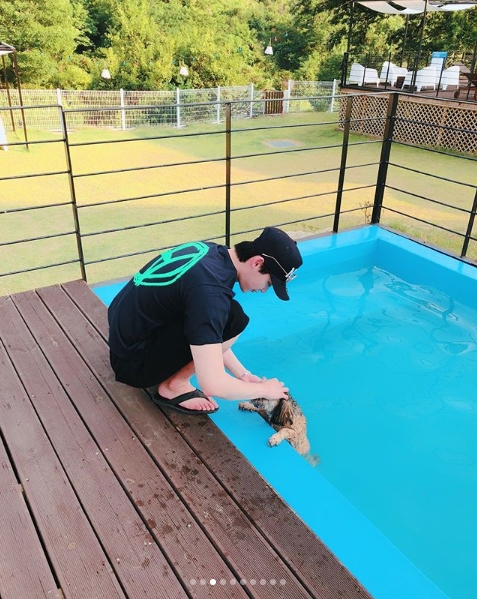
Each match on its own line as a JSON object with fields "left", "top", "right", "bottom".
{"left": 108, "top": 242, "right": 238, "bottom": 359}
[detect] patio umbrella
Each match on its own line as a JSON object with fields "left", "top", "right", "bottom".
{"left": 356, "top": 1, "right": 477, "bottom": 51}
{"left": 357, "top": 1, "right": 477, "bottom": 13}
{"left": 346, "top": 1, "right": 477, "bottom": 86}
{"left": 354, "top": 1, "right": 477, "bottom": 49}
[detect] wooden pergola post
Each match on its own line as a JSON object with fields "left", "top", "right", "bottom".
{"left": 0, "top": 42, "right": 29, "bottom": 149}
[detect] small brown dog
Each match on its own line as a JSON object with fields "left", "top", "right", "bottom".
{"left": 238, "top": 395, "right": 319, "bottom": 466}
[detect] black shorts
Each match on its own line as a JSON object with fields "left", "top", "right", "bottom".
{"left": 109, "top": 299, "right": 249, "bottom": 388}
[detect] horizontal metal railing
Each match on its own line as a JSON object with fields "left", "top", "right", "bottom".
{"left": 342, "top": 49, "right": 477, "bottom": 99}
{"left": 0, "top": 93, "right": 476, "bottom": 295}
{"left": 370, "top": 93, "right": 477, "bottom": 258}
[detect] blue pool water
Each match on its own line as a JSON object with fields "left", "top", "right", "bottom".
{"left": 94, "top": 226, "right": 477, "bottom": 599}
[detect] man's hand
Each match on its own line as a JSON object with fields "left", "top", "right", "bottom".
{"left": 191, "top": 343, "right": 288, "bottom": 401}
{"left": 258, "top": 377, "right": 289, "bottom": 399}
{"left": 240, "top": 372, "right": 262, "bottom": 383}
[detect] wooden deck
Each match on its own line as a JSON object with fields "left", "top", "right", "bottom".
{"left": 0, "top": 280, "right": 372, "bottom": 599}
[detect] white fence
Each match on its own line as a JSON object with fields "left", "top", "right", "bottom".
{"left": 0, "top": 80, "right": 338, "bottom": 132}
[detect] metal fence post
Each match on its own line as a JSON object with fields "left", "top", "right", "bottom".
{"left": 56, "top": 89, "right": 63, "bottom": 132}
{"left": 2, "top": 55, "right": 16, "bottom": 132}
{"left": 341, "top": 52, "right": 349, "bottom": 88}
{"left": 176, "top": 87, "right": 181, "bottom": 128}
{"left": 372, "top": 92, "right": 399, "bottom": 224}
{"left": 330, "top": 79, "right": 337, "bottom": 112}
{"left": 59, "top": 106, "right": 87, "bottom": 281}
{"left": 284, "top": 79, "right": 292, "bottom": 113}
{"left": 11, "top": 54, "right": 29, "bottom": 149}
{"left": 216, "top": 86, "right": 221, "bottom": 123}
{"left": 333, "top": 95, "right": 353, "bottom": 233}
{"left": 461, "top": 188, "right": 477, "bottom": 258}
{"left": 225, "top": 103, "right": 232, "bottom": 247}
{"left": 249, "top": 83, "right": 254, "bottom": 118}
{"left": 120, "top": 88, "right": 126, "bottom": 130}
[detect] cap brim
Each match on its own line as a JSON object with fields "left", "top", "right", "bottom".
{"left": 270, "top": 273, "right": 289, "bottom": 301}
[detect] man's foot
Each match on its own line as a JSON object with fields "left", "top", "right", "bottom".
{"left": 153, "top": 387, "right": 218, "bottom": 414}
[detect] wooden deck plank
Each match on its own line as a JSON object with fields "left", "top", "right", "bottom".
{"left": 50, "top": 281, "right": 320, "bottom": 599}
{"left": 0, "top": 296, "right": 126, "bottom": 599}
{"left": 168, "top": 410, "right": 371, "bottom": 599}
{"left": 0, "top": 279, "right": 373, "bottom": 599}
{"left": 62, "top": 279, "right": 372, "bottom": 599}
{"left": 6, "top": 291, "right": 189, "bottom": 599}
{"left": 0, "top": 436, "right": 61, "bottom": 599}
{"left": 29, "top": 285, "right": 249, "bottom": 599}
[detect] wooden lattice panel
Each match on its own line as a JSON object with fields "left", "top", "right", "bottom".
{"left": 339, "top": 92, "right": 477, "bottom": 155}
{"left": 345, "top": 94, "right": 389, "bottom": 138}
{"left": 437, "top": 105, "right": 477, "bottom": 154}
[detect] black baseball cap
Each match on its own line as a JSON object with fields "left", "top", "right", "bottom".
{"left": 252, "top": 227, "right": 303, "bottom": 301}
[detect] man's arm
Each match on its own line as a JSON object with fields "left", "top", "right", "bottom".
{"left": 190, "top": 343, "right": 288, "bottom": 401}
{"left": 221, "top": 347, "right": 261, "bottom": 382}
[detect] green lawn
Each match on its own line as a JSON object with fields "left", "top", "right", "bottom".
{"left": 1, "top": 111, "right": 475, "bottom": 296}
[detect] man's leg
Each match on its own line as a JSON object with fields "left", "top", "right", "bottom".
{"left": 157, "top": 361, "right": 218, "bottom": 411}
{"left": 157, "top": 335, "right": 239, "bottom": 411}
{"left": 157, "top": 300, "right": 248, "bottom": 410}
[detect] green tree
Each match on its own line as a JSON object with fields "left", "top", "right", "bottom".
{"left": 1, "top": 0, "right": 476, "bottom": 90}
{"left": 291, "top": 2, "right": 338, "bottom": 81}
{"left": 79, "top": 0, "right": 115, "bottom": 51}
{"left": 0, "top": 0, "right": 91, "bottom": 87}
{"left": 92, "top": 0, "right": 173, "bottom": 89}
{"left": 166, "top": 0, "right": 270, "bottom": 88}
{"left": 413, "top": 9, "right": 477, "bottom": 57}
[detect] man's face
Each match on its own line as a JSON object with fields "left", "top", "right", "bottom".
{"left": 239, "top": 257, "right": 272, "bottom": 295}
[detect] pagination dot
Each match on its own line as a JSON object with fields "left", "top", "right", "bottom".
{"left": 196, "top": 577, "right": 286, "bottom": 586}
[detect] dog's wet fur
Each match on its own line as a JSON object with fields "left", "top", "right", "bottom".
{"left": 238, "top": 395, "right": 319, "bottom": 466}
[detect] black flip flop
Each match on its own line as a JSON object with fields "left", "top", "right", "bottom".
{"left": 152, "top": 389, "right": 219, "bottom": 415}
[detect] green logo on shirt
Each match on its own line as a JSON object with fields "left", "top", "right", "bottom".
{"left": 133, "top": 241, "right": 209, "bottom": 287}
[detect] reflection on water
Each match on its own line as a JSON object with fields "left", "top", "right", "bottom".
{"left": 239, "top": 262, "right": 477, "bottom": 599}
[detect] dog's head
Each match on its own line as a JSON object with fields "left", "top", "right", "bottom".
{"left": 249, "top": 396, "right": 295, "bottom": 427}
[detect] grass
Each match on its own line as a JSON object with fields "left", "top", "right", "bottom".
{"left": 0, "top": 110, "right": 475, "bottom": 296}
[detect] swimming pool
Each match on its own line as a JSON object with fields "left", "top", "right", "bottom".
{"left": 94, "top": 226, "right": 477, "bottom": 599}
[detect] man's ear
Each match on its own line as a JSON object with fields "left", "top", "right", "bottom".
{"left": 251, "top": 255, "right": 265, "bottom": 270}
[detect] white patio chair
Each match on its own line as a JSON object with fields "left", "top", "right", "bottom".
{"left": 349, "top": 63, "right": 380, "bottom": 87}
{"left": 440, "top": 66, "right": 460, "bottom": 90}
{"left": 403, "top": 66, "right": 438, "bottom": 92}
{"left": 379, "top": 61, "right": 408, "bottom": 86}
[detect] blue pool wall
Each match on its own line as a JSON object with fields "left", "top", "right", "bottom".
{"left": 208, "top": 227, "right": 456, "bottom": 599}
{"left": 298, "top": 226, "right": 477, "bottom": 312}
{"left": 93, "top": 224, "right": 477, "bottom": 599}
{"left": 374, "top": 232, "right": 477, "bottom": 310}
